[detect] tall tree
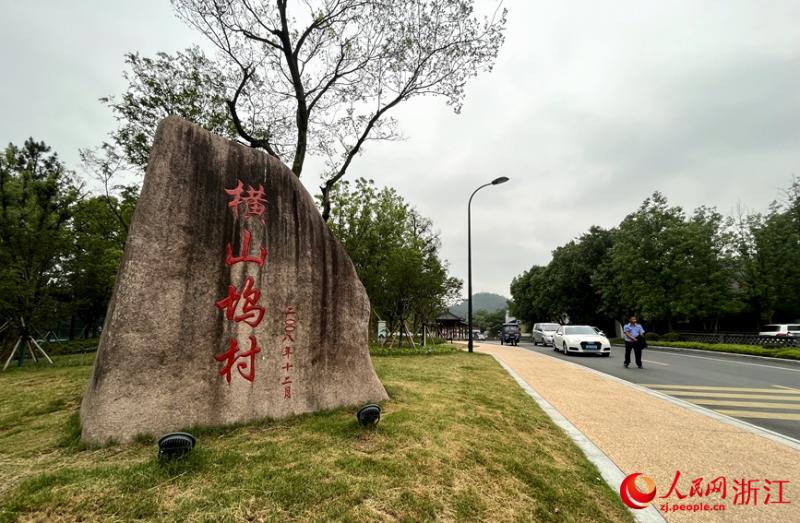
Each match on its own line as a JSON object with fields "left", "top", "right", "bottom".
{"left": 97, "top": 47, "right": 237, "bottom": 170}
{"left": 593, "top": 193, "right": 735, "bottom": 329}
{"left": 545, "top": 226, "right": 613, "bottom": 325}
{"left": 63, "top": 193, "right": 137, "bottom": 338}
{"left": 509, "top": 265, "right": 554, "bottom": 325}
{"left": 473, "top": 308, "right": 505, "bottom": 336}
{"left": 326, "top": 178, "right": 461, "bottom": 334}
{"left": 172, "top": 0, "right": 508, "bottom": 219}
{"left": 0, "top": 140, "right": 79, "bottom": 327}
{"left": 81, "top": 47, "right": 237, "bottom": 228}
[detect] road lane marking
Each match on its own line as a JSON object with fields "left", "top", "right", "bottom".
{"left": 776, "top": 385, "right": 800, "bottom": 392}
{"left": 642, "top": 384, "right": 800, "bottom": 394}
{"left": 715, "top": 409, "right": 800, "bottom": 421}
{"left": 641, "top": 360, "right": 669, "bottom": 366}
{"left": 652, "top": 351, "right": 800, "bottom": 372}
{"left": 663, "top": 391, "right": 800, "bottom": 400}
{"left": 687, "top": 399, "right": 800, "bottom": 410}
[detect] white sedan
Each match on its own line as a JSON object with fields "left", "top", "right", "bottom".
{"left": 553, "top": 325, "right": 611, "bottom": 357}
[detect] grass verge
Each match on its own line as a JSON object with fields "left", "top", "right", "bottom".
{"left": 0, "top": 351, "right": 631, "bottom": 522}
{"left": 648, "top": 341, "right": 800, "bottom": 360}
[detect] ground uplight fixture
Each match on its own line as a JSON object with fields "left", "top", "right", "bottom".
{"left": 158, "top": 432, "right": 196, "bottom": 460}
{"left": 357, "top": 404, "right": 382, "bottom": 427}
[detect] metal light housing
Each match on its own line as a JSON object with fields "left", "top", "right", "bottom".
{"left": 357, "top": 404, "right": 382, "bottom": 427}
{"left": 158, "top": 432, "right": 196, "bottom": 460}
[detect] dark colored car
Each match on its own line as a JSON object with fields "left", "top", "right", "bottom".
{"left": 500, "top": 322, "right": 521, "bottom": 346}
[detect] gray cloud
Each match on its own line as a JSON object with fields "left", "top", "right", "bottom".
{"left": 2, "top": 0, "right": 800, "bottom": 300}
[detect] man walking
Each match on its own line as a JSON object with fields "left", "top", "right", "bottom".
{"left": 623, "top": 315, "right": 645, "bottom": 369}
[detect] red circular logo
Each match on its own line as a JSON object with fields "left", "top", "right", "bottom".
{"left": 620, "top": 472, "right": 657, "bottom": 509}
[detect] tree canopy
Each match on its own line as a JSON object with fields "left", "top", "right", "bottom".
{"left": 326, "top": 178, "right": 461, "bottom": 334}
{"left": 0, "top": 140, "right": 79, "bottom": 326}
{"left": 510, "top": 183, "right": 800, "bottom": 333}
{"left": 168, "top": 0, "right": 507, "bottom": 219}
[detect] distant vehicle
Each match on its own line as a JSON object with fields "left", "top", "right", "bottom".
{"left": 532, "top": 323, "right": 561, "bottom": 346}
{"left": 553, "top": 325, "right": 611, "bottom": 356}
{"left": 500, "top": 322, "right": 521, "bottom": 346}
{"left": 759, "top": 324, "right": 800, "bottom": 337}
{"left": 471, "top": 329, "right": 487, "bottom": 341}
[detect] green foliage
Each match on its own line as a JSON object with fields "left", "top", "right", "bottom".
{"left": 0, "top": 138, "right": 137, "bottom": 342}
{"left": 511, "top": 184, "right": 800, "bottom": 333}
{"left": 171, "top": 1, "right": 509, "bottom": 220}
{"left": 472, "top": 309, "right": 506, "bottom": 336}
{"left": 508, "top": 265, "right": 548, "bottom": 325}
{"left": 0, "top": 140, "right": 79, "bottom": 324}
{"left": 63, "top": 194, "right": 134, "bottom": 337}
{"left": 41, "top": 338, "right": 99, "bottom": 356}
{"left": 510, "top": 227, "right": 614, "bottom": 326}
{"left": 596, "top": 193, "right": 735, "bottom": 327}
{"left": 652, "top": 341, "right": 800, "bottom": 360}
{"left": 368, "top": 344, "right": 461, "bottom": 357}
{"left": 326, "top": 178, "right": 461, "bottom": 333}
{"left": 736, "top": 179, "right": 800, "bottom": 323}
{"left": 645, "top": 332, "right": 661, "bottom": 341}
{"left": 546, "top": 226, "right": 614, "bottom": 324}
{"left": 100, "top": 47, "right": 237, "bottom": 169}
{"left": 661, "top": 332, "right": 682, "bottom": 342}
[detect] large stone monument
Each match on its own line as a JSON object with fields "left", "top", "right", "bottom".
{"left": 80, "top": 116, "right": 388, "bottom": 444}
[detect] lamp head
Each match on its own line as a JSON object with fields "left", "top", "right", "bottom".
{"left": 491, "top": 176, "right": 510, "bottom": 185}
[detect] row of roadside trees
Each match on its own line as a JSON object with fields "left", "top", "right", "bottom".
{"left": 509, "top": 184, "right": 800, "bottom": 334}
{"left": 0, "top": 140, "right": 136, "bottom": 338}
{"left": 0, "top": 138, "right": 459, "bottom": 341}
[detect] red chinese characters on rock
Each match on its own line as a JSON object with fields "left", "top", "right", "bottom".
{"left": 225, "top": 180, "right": 267, "bottom": 223}
{"left": 215, "top": 179, "right": 269, "bottom": 384}
{"left": 215, "top": 337, "right": 262, "bottom": 384}
{"left": 226, "top": 229, "right": 267, "bottom": 267}
{"left": 215, "top": 276, "right": 266, "bottom": 328}
{"left": 281, "top": 307, "right": 297, "bottom": 399}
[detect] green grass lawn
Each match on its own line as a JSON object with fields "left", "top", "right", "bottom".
{"left": 0, "top": 349, "right": 631, "bottom": 522}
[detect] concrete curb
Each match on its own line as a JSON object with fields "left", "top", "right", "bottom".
{"left": 489, "top": 354, "right": 667, "bottom": 523}
{"left": 612, "top": 343, "right": 800, "bottom": 365}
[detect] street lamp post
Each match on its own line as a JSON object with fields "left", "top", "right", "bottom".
{"left": 467, "top": 176, "right": 510, "bottom": 353}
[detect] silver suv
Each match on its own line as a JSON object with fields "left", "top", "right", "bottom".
{"left": 759, "top": 324, "right": 800, "bottom": 337}
{"left": 532, "top": 323, "right": 561, "bottom": 346}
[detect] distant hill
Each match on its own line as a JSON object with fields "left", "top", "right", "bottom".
{"left": 449, "top": 293, "right": 508, "bottom": 318}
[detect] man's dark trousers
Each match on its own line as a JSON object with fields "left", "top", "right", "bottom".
{"left": 624, "top": 340, "right": 643, "bottom": 367}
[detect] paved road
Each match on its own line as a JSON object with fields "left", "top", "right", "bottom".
{"left": 485, "top": 340, "right": 800, "bottom": 440}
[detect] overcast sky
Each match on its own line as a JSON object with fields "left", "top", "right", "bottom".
{"left": 2, "top": 0, "right": 799, "bottom": 299}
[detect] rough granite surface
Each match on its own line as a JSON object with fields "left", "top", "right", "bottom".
{"left": 80, "top": 116, "right": 387, "bottom": 444}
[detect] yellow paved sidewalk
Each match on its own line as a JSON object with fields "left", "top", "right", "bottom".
{"left": 472, "top": 343, "right": 800, "bottom": 523}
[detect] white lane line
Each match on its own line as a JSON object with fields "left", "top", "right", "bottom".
{"left": 715, "top": 409, "right": 800, "bottom": 421}
{"left": 652, "top": 391, "right": 800, "bottom": 401}
{"left": 686, "top": 399, "right": 800, "bottom": 410}
{"left": 653, "top": 351, "right": 800, "bottom": 373}
{"left": 641, "top": 384, "right": 800, "bottom": 394}
{"left": 641, "top": 359, "right": 669, "bottom": 366}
